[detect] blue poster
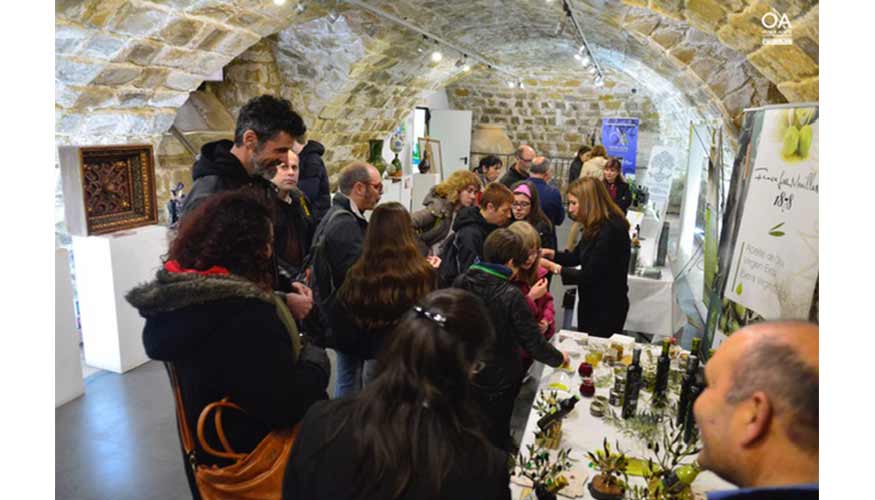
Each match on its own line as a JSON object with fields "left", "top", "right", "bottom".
{"left": 601, "top": 118, "right": 639, "bottom": 176}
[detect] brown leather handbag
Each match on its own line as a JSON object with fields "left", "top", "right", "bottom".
{"left": 168, "top": 364, "right": 298, "bottom": 500}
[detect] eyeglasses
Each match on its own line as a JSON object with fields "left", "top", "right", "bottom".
{"left": 519, "top": 157, "right": 535, "bottom": 163}
{"left": 369, "top": 182, "right": 383, "bottom": 193}
{"left": 512, "top": 201, "right": 531, "bottom": 209}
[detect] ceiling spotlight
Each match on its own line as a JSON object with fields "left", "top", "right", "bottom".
{"left": 507, "top": 80, "right": 516, "bottom": 88}
{"left": 574, "top": 53, "right": 581, "bottom": 61}
{"left": 462, "top": 64, "right": 471, "bottom": 72}
{"left": 588, "top": 66, "right": 597, "bottom": 75}
{"left": 518, "top": 80, "right": 525, "bottom": 89}
{"left": 273, "top": 0, "right": 286, "bottom": 5}
{"left": 595, "top": 77, "right": 604, "bottom": 87}
{"left": 580, "top": 56, "right": 590, "bottom": 67}
{"left": 295, "top": 2, "right": 305, "bottom": 14}
{"left": 327, "top": 10, "right": 341, "bottom": 23}
{"left": 431, "top": 50, "right": 443, "bottom": 62}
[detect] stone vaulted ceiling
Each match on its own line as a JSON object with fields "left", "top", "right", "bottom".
{"left": 55, "top": 0, "right": 818, "bottom": 147}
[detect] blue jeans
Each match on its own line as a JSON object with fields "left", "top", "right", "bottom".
{"left": 334, "top": 351, "right": 364, "bottom": 398}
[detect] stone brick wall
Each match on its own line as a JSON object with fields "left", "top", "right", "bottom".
{"left": 447, "top": 72, "right": 662, "bottom": 170}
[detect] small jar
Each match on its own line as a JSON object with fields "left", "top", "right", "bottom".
{"left": 613, "top": 373, "right": 627, "bottom": 393}
{"left": 580, "top": 378, "right": 595, "bottom": 397}
{"left": 589, "top": 400, "right": 606, "bottom": 418}
{"left": 578, "top": 362, "right": 593, "bottom": 378}
{"left": 609, "top": 388, "right": 624, "bottom": 407}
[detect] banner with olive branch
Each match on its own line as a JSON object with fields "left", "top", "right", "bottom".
{"left": 704, "top": 104, "right": 819, "bottom": 351}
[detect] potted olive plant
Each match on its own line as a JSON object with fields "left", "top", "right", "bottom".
{"left": 516, "top": 442, "right": 572, "bottom": 500}
{"left": 587, "top": 439, "right": 630, "bottom": 500}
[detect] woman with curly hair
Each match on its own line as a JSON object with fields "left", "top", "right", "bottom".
{"left": 125, "top": 189, "right": 329, "bottom": 499}
{"left": 330, "top": 202, "right": 439, "bottom": 390}
{"left": 411, "top": 170, "right": 481, "bottom": 256}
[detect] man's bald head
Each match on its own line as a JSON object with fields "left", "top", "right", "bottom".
{"left": 723, "top": 321, "right": 819, "bottom": 453}
{"left": 516, "top": 145, "right": 535, "bottom": 161}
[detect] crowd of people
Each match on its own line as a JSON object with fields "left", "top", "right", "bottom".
{"left": 126, "top": 94, "right": 818, "bottom": 500}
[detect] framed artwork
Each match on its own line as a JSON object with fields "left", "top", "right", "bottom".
{"left": 417, "top": 137, "right": 443, "bottom": 178}
{"left": 60, "top": 144, "right": 158, "bottom": 236}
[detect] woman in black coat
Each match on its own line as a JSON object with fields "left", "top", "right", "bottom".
{"left": 540, "top": 177, "right": 631, "bottom": 338}
{"left": 603, "top": 157, "right": 633, "bottom": 214}
{"left": 283, "top": 289, "right": 511, "bottom": 500}
{"left": 126, "top": 191, "right": 330, "bottom": 500}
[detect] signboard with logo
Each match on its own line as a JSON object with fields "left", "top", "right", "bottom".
{"left": 601, "top": 117, "right": 639, "bottom": 176}
{"left": 640, "top": 145, "right": 679, "bottom": 217}
{"left": 703, "top": 104, "right": 819, "bottom": 350}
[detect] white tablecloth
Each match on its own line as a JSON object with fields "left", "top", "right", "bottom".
{"left": 510, "top": 335, "right": 735, "bottom": 499}
{"left": 570, "top": 238, "right": 685, "bottom": 338}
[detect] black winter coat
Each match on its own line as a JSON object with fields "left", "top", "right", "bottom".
{"left": 273, "top": 189, "right": 315, "bottom": 292}
{"left": 282, "top": 400, "right": 511, "bottom": 500}
{"left": 438, "top": 206, "right": 497, "bottom": 285}
{"left": 297, "top": 141, "right": 331, "bottom": 223}
{"left": 453, "top": 266, "right": 564, "bottom": 392}
{"left": 179, "top": 139, "right": 276, "bottom": 220}
{"left": 125, "top": 270, "right": 330, "bottom": 499}
{"left": 606, "top": 180, "right": 633, "bottom": 214}
{"left": 498, "top": 164, "right": 530, "bottom": 188}
{"left": 568, "top": 157, "right": 583, "bottom": 184}
{"left": 555, "top": 215, "right": 631, "bottom": 337}
{"left": 310, "top": 193, "right": 368, "bottom": 300}
{"left": 532, "top": 217, "right": 557, "bottom": 252}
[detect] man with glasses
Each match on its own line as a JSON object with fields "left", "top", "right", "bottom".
{"left": 499, "top": 144, "right": 536, "bottom": 188}
{"left": 309, "top": 161, "right": 382, "bottom": 397}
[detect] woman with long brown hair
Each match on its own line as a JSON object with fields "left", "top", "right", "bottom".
{"left": 330, "top": 202, "right": 439, "bottom": 390}
{"left": 603, "top": 157, "right": 632, "bottom": 214}
{"left": 284, "top": 289, "right": 510, "bottom": 500}
{"left": 540, "top": 177, "right": 631, "bottom": 338}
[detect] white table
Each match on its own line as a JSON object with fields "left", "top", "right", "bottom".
{"left": 510, "top": 334, "right": 735, "bottom": 499}
{"left": 570, "top": 238, "right": 685, "bottom": 338}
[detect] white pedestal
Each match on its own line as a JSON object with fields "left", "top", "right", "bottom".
{"left": 56, "top": 248, "right": 85, "bottom": 407}
{"left": 411, "top": 173, "right": 440, "bottom": 212}
{"left": 72, "top": 225, "right": 168, "bottom": 373}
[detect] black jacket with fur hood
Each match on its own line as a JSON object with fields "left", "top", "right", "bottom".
{"left": 126, "top": 268, "right": 329, "bottom": 498}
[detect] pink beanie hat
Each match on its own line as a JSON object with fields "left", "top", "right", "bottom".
{"left": 513, "top": 183, "right": 533, "bottom": 199}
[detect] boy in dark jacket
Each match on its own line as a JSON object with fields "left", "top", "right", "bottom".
{"left": 438, "top": 183, "right": 514, "bottom": 286}
{"left": 453, "top": 229, "right": 568, "bottom": 451}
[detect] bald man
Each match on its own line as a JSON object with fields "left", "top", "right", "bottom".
{"left": 695, "top": 321, "right": 818, "bottom": 499}
{"left": 499, "top": 144, "right": 535, "bottom": 188}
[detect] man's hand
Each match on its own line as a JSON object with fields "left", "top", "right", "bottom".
{"left": 529, "top": 277, "right": 549, "bottom": 300}
{"left": 285, "top": 290, "right": 313, "bottom": 321}
{"left": 291, "top": 281, "right": 313, "bottom": 300}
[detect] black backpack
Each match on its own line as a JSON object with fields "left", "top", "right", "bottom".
{"left": 437, "top": 232, "right": 463, "bottom": 288}
{"left": 296, "top": 207, "right": 355, "bottom": 347}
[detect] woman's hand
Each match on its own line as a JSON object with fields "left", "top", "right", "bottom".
{"left": 540, "top": 258, "right": 561, "bottom": 275}
{"left": 426, "top": 255, "right": 442, "bottom": 269}
{"left": 540, "top": 248, "right": 555, "bottom": 260}
{"left": 529, "top": 277, "right": 548, "bottom": 300}
{"left": 538, "top": 319, "right": 549, "bottom": 335}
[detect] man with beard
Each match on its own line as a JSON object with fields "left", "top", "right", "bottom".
{"left": 180, "top": 94, "right": 307, "bottom": 219}
{"left": 180, "top": 95, "right": 313, "bottom": 322}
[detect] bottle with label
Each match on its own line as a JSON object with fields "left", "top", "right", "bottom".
{"left": 653, "top": 338, "right": 671, "bottom": 400}
{"left": 676, "top": 355, "right": 699, "bottom": 426}
{"left": 690, "top": 337, "right": 702, "bottom": 358}
{"left": 537, "top": 395, "right": 580, "bottom": 431}
{"left": 621, "top": 348, "right": 642, "bottom": 419}
{"left": 629, "top": 233, "right": 641, "bottom": 275}
{"left": 683, "top": 374, "right": 704, "bottom": 444}
{"left": 662, "top": 460, "right": 702, "bottom": 493}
